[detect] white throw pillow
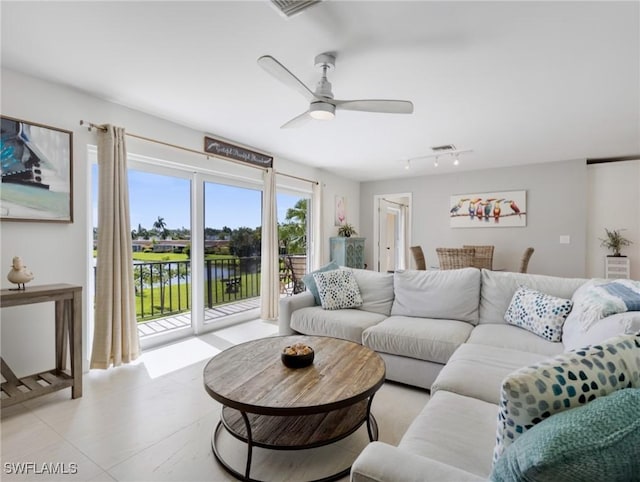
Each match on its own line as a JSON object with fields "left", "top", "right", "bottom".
{"left": 563, "top": 311, "right": 640, "bottom": 351}
{"left": 504, "top": 286, "right": 573, "bottom": 342}
{"left": 313, "top": 269, "right": 363, "bottom": 310}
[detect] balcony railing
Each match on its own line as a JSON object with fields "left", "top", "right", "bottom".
{"left": 94, "top": 256, "right": 262, "bottom": 322}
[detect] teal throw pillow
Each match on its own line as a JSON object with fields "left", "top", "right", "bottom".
{"left": 493, "top": 334, "right": 640, "bottom": 463}
{"left": 491, "top": 387, "right": 640, "bottom": 482}
{"left": 301, "top": 261, "right": 340, "bottom": 305}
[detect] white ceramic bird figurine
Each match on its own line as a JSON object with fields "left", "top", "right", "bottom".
{"left": 7, "top": 256, "right": 34, "bottom": 290}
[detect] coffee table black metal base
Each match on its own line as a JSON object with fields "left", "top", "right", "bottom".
{"left": 211, "top": 395, "right": 379, "bottom": 482}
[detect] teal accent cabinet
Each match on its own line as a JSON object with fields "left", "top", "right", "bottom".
{"left": 330, "top": 237, "right": 365, "bottom": 269}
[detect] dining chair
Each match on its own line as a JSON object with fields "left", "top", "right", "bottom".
{"left": 410, "top": 246, "right": 427, "bottom": 270}
{"left": 463, "top": 245, "right": 495, "bottom": 270}
{"left": 436, "top": 247, "right": 476, "bottom": 270}
{"left": 519, "top": 247, "right": 535, "bottom": 273}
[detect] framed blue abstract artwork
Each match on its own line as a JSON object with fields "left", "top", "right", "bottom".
{"left": 1, "top": 116, "right": 73, "bottom": 222}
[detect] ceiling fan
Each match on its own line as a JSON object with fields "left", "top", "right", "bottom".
{"left": 257, "top": 52, "right": 414, "bottom": 128}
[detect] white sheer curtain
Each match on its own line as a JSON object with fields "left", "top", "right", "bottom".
{"left": 311, "top": 181, "right": 324, "bottom": 270}
{"left": 260, "top": 168, "right": 279, "bottom": 320}
{"left": 90, "top": 125, "right": 140, "bottom": 369}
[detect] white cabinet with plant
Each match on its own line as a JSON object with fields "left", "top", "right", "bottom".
{"left": 600, "top": 228, "right": 633, "bottom": 279}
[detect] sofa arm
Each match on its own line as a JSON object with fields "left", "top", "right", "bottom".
{"left": 278, "top": 292, "right": 315, "bottom": 335}
{"left": 351, "top": 442, "right": 485, "bottom": 482}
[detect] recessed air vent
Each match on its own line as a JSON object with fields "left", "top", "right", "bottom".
{"left": 431, "top": 144, "right": 456, "bottom": 152}
{"left": 270, "top": 0, "right": 322, "bottom": 17}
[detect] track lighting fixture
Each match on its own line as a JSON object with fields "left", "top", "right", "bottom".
{"left": 404, "top": 145, "right": 473, "bottom": 170}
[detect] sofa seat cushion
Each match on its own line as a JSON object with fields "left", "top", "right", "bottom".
{"left": 466, "top": 323, "right": 564, "bottom": 357}
{"left": 391, "top": 268, "right": 481, "bottom": 324}
{"left": 399, "top": 390, "right": 498, "bottom": 478}
{"left": 362, "top": 315, "right": 473, "bottom": 364}
{"left": 289, "top": 306, "right": 386, "bottom": 343}
{"left": 431, "top": 343, "right": 550, "bottom": 404}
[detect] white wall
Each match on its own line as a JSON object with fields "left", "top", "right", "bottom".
{"left": 320, "top": 179, "right": 360, "bottom": 264}
{"left": 587, "top": 160, "right": 640, "bottom": 280}
{"left": 360, "top": 160, "right": 589, "bottom": 277}
{"left": 0, "top": 69, "right": 358, "bottom": 375}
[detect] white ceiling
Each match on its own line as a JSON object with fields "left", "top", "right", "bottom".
{"left": 2, "top": 1, "right": 639, "bottom": 181}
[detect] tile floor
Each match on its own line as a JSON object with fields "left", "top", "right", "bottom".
{"left": 1, "top": 320, "right": 430, "bottom": 482}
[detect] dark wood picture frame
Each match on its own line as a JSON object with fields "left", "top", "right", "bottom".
{"left": 204, "top": 135, "right": 273, "bottom": 168}
{"left": 1, "top": 115, "right": 73, "bottom": 223}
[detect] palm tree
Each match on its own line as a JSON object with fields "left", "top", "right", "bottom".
{"left": 282, "top": 199, "right": 308, "bottom": 254}
{"left": 153, "top": 216, "right": 168, "bottom": 239}
{"left": 285, "top": 199, "right": 307, "bottom": 224}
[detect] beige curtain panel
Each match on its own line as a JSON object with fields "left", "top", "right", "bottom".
{"left": 260, "top": 168, "right": 280, "bottom": 320}
{"left": 90, "top": 125, "right": 140, "bottom": 369}
{"left": 311, "top": 181, "right": 323, "bottom": 270}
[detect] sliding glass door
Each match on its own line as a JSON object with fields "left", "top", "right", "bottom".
{"left": 90, "top": 147, "right": 317, "bottom": 350}
{"left": 91, "top": 160, "right": 193, "bottom": 348}
{"left": 202, "top": 181, "right": 262, "bottom": 327}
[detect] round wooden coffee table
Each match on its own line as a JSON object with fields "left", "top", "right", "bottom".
{"left": 203, "top": 335, "right": 385, "bottom": 482}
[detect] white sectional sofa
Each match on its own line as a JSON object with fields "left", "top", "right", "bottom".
{"left": 278, "top": 267, "right": 640, "bottom": 481}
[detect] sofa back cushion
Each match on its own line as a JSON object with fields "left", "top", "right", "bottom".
{"left": 345, "top": 268, "right": 395, "bottom": 316}
{"left": 391, "top": 268, "right": 481, "bottom": 324}
{"left": 480, "top": 270, "right": 586, "bottom": 325}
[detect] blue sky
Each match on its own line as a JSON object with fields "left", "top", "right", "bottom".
{"left": 92, "top": 166, "right": 304, "bottom": 230}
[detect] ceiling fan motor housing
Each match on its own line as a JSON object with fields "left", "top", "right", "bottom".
{"left": 309, "top": 101, "right": 335, "bottom": 120}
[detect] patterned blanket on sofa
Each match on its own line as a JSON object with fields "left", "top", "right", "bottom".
{"left": 573, "top": 279, "right": 640, "bottom": 329}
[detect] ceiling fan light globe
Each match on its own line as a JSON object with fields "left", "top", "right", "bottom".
{"left": 309, "top": 102, "right": 335, "bottom": 120}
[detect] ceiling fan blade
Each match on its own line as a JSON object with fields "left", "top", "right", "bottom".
{"left": 334, "top": 99, "right": 414, "bottom": 114}
{"left": 258, "top": 55, "right": 316, "bottom": 103}
{"left": 281, "top": 111, "right": 312, "bottom": 129}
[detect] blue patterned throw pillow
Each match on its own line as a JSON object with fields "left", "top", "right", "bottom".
{"left": 504, "top": 286, "right": 573, "bottom": 341}
{"left": 301, "top": 261, "right": 340, "bottom": 305}
{"left": 491, "top": 388, "right": 640, "bottom": 482}
{"left": 313, "top": 269, "right": 363, "bottom": 310}
{"left": 493, "top": 334, "right": 640, "bottom": 464}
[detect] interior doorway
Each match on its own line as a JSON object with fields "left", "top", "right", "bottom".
{"left": 373, "top": 193, "right": 412, "bottom": 272}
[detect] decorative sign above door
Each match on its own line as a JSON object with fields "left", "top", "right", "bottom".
{"left": 204, "top": 136, "right": 273, "bottom": 168}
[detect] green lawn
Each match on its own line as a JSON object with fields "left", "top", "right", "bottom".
{"left": 92, "top": 251, "right": 261, "bottom": 321}
{"left": 131, "top": 252, "right": 236, "bottom": 262}
{"left": 136, "top": 273, "right": 261, "bottom": 321}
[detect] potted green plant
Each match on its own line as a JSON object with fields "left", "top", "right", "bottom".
{"left": 600, "top": 228, "right": 632, "bottom": 257}
{"left": 337, "top": 223, "right": 357, "bottom": 238}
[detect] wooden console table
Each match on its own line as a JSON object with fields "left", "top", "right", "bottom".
{"left": 0, "top": 284, "right": 82, "bottom": 407}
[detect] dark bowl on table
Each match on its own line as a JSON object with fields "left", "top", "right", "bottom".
{"left": 281, "top": 347, "right": 314, "bottom": 368}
